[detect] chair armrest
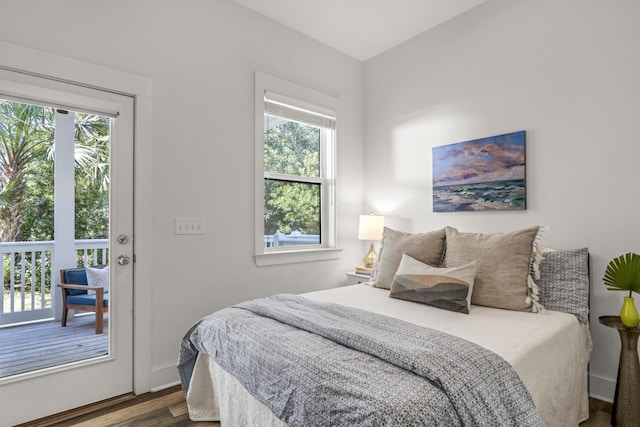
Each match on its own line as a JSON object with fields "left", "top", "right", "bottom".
{"left": 58, "top": 283, "right": 104, "bottom": 301}
{"left": 58, "top": 284, "right": 106, "bottom": 308}
{"left": 58, "top": 284, "right": 102, "bottom": 292}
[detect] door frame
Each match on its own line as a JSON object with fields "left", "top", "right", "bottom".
{"left": 0, "top": 40, "right": 153, "bottom": 421}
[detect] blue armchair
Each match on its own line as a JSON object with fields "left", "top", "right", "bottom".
{"left": 59, "top": 266, "right": 108, "bottom": 334}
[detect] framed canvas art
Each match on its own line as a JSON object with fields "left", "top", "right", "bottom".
{"left": 432, "top": 130, "right": 526, "bottom": 212}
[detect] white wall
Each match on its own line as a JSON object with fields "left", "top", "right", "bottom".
{"left": 0, "top": 0, "right": 364, "bottom": 390}
{"left": 364, "top": 0, "right": 640, "bottom": 401}
{"left": 2, "top": 0, "right": 636, "bottom": 408}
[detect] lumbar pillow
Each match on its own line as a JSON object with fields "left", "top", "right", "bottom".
{"left": 390, "top": 254, "right": 477, "bottom": 314}
{"left": 371, "top": 227, "right": 446, "bottom": 290}
{"left": 86, "top": 266, "right": 109, "bottom": 295}
{"left": 444, "top": 226, "right": 543, "bottom": 312}
{"left": 537, "top": 247, "right": 589, "bottom": 324}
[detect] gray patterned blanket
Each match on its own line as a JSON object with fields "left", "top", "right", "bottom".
{"left": 178, "top": 294, "right": 544, "bottom": 426}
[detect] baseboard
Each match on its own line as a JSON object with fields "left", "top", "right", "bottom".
{"left": 589, "top": 373, "right": 615, "bottom": 403}
{"left": 149, "top": 363, "right": 181, "bottom": 391}
{"left": 150, "top": 381, "right": 181, "bottom": 393}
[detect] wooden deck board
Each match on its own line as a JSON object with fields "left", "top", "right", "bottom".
{"left": 0, "top": 314, "right": 108, "bottom": 378}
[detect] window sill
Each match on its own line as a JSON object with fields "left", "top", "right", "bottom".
{"left": 254, "top": 247, "right": 343, "bottom": 267}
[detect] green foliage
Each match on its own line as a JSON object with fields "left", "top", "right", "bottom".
{"left": 264, "top": 180, "right": 320, "bottom": 235}
{"left": 0, "top": 101, "right": 54, "bottom": 242}
{"left": 264, "top": 120, "right": 321, "bottom": 236}
{"left": 20, "top": 155, "right": 54, "bottom": 240}
{"left": 604, "top": 253, "right": 640, "bottom": 297}
{"left": 0, "top": 100, "right": 110, "bottom": 243}
{"left": 74, "top": 113, "right": 110, "bottom": 191}
{"left": 73, "top": 113, "right": 109, "bottom": 239}
{"left": 74, "top": 176, "right": 109, "bottom": 239}
{"left": 264, "top": 119, "right": 319, "bottom": 177}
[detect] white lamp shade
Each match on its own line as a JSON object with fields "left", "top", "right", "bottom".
{"left": 358, "top": 214, "right": 385, "bottom": 241}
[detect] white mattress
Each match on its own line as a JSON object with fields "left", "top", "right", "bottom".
{"left": 186, "top": 284, "right": 591, "bottom": 426}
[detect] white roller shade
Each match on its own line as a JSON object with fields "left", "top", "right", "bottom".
{"left": 0, "top": 74, "right": 120, "bottom": 118}
{"left": 264, "top": 90, "right": 335, "bottom": 129}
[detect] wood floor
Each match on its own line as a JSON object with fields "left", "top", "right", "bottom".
{"left": 581, "top": 398, "right": 614, "bottom": 427}
{"left": 0, "top": 314, "right": 108, "bottom": 378}
{"left": 16, "top": 386, "right": 218, "bottom": 427}
{"left": 18, "top": 385, "right": 613, "bottom": 427}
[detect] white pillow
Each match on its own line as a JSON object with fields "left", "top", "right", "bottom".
{"left": 86, "top": 266, "right": 109, "bottom": 295}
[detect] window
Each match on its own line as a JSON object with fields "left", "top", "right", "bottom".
{"left": 254, "top": 73, "right": 340, "bottom": 266}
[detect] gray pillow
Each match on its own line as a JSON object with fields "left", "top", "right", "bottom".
{"left": 371, "top": 227, "right": 446, "bottom": 290}
{"left": 444, "top": 226, "right": 541, "bottom": 312}
{"left": 538, "top": 248, "right": 589, "bottom": 324}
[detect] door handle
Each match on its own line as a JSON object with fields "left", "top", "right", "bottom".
{"left": 117, "top": 255, "right": 131, "bottom": 265}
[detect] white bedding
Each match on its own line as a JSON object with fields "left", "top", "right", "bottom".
{"left": 186, "top": 284, "right": 591, "bottom": 426}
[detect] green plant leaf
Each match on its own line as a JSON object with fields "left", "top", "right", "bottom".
{"left": 603, "top": 253, "right": 640, "bottom": 294}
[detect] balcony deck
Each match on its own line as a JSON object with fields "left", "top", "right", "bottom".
{"left": 0, "top": 314, "right": 108, "bottom": 378}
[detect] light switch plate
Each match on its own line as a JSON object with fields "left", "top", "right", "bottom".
{"left": 175, "top": 217, "right": 205, "bottom": 235}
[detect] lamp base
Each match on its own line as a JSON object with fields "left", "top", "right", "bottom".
{"left": 362, "top": 241, "right": 377, "bottom": 269}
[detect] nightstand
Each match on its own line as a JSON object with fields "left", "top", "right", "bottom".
{"left": 346, "top": 272, "right": 371, "bottom": 285}
{"left": 599, "top": 315, "right": 640, "bottom": 427}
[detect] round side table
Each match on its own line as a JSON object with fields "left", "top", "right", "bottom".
{"left": 599, "top": 315, "right": 640, "bottom": 427}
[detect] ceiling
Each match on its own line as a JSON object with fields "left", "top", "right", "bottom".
{"left": 231, "top": 0, "right": 487, "bottom": 61}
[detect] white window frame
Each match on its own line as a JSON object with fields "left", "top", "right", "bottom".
{"left": 254, "top": 72, "right": 341, "bottom": 266}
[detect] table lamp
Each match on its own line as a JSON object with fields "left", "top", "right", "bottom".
{"left": 358, "top": 213, "right": 385, "bottom": 269}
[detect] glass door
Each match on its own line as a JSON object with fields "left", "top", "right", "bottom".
{"left": 0, "top": 69, "right": 134, "bottom": 426}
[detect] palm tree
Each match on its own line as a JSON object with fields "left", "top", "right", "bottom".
{"left": 74, "top": 112, "right": 110, "bottom": 191}
{"left": 0, "top": 99, "right": 110, "bottom": 243}
{"left": 0, "top": 101, "right": 53, "bottom": 242}
{"left": 72, "top": 112, "right": 110, "bottom": 240}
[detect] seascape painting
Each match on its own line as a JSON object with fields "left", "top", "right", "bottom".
{"left": 432, "top": 131, "right": 526, "bottom": 212}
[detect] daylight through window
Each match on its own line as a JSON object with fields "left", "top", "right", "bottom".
{"left": 262, "top": 91, "right": 335, "bottom": 251}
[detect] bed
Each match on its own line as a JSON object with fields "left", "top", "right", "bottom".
{"left": 178, "top": 226, "right": 592, "bottom": 426}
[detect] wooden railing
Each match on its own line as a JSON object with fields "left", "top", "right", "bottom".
{"left": 0, "top": 239, "right": 108, "bottom": 325}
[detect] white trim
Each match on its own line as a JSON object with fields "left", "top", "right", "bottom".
{"left": 588, "top": 372, "right": 615, "bottom": 403}
{"left": 131, "top": 82, "right": 153, "bottom": 396}
{"left": 0, "top": 41, "right": 153, "bottom": 422}
{"left": 254, "top": 247, "right": 343, "bottom": 266}
{"left": 150, "top": 380, "right": 181, "bottom": 393}
{"left": 0, "top": 42, "right": 152, "bottom": 98}
{"left": 254, "top": 72, "right": 340, "bottom": 266}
